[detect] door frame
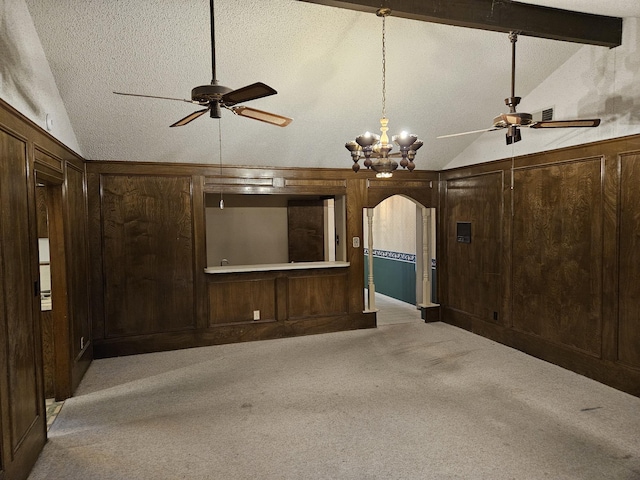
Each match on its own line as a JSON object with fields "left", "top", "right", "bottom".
{"left": 35, "top": 169, "right": 72, "bottom": 401}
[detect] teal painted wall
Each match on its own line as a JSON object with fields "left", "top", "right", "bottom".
{"left": 364, "top": 250, "right": 416, "bottom": 305}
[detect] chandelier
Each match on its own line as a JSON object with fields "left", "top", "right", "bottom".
{"left": 345, "top": 8, "right": 423, "bottom": 178}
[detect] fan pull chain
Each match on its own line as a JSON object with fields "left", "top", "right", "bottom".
{"left": 218, "top": 118, "right": 224, "bottom": 209}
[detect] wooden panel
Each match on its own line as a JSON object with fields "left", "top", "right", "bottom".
{"left": 34, "top": 148, "right": 63, "bottom": 174}
{"left": 288, "top": 272, "right": 348, "bottom": 318}
{"left": 94, "top": 311, "right": 376, "bottom": 358}
{"left": 87, "top": 172, "right": 105, "bottom": 340}
{"left": 285, "top": 179, "right": 346, "bottom": 188}
{"left": 618, "top": 153, "right": 640, "bottom": 368}
{"left": 367, "top": 179, "right": 433, "bottom": 189}
{"left": 445, "top": 172, "right": 503, "bottom": 322}
{"left": 287, "top": 200, "right": 324, "bottom": 262}
{"left": 0, "top": 100, "right": 86, "bottom": 477}
{"left": 346, "top": 177, "right": 367, "bottom": 314}
{"left": 40, "top": 310, "right": 55, "bottom": 398}
{"left": 601, "top": 154, "right": 619, "bottom": 363}
{"left": 297, "top": 0, "right": 622, "bottom": 47}
{"left": 208, "top": 279, "right": 276, "bottom": 326}
{"left": 191, "top": 175, "right": 209, "bottom": 330}
{"left": 366, "top": 174, "right": 439, "bottom": 210}
{"left": 65, "top": 164, "right": 92, "bottom": 392}
{"left": 35, "top": 186, "right": 48, "bottom": 237}
{"left": 44, "top": 184, "right": 72, "bottom": 400}
{"left": 102, "top": 175, "right": 196, "bottom": 338}
{"left": 66, "top": 166, "right": 88, "bottom": 356}
{"left": 205, "top": 176, "right": 273, "bottom": 186}
{"left": 0, "top": 129, "right": 44, "bottom": 465}
{"left": 512, "top": 158, "right": 603, "bottom": 356}
{"left": 89, "top": 162, "right": 432, "bottom": 355}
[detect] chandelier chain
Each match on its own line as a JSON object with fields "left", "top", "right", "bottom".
{"left": 381, "top": 14, "right": 387, "bottom": 119}
{"left": 345, "top": 7, "right": 421, "bottom": 178}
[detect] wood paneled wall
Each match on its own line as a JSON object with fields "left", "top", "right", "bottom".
{"left": 512, "top": 157, "right": 603, "bottom": 355}
{"left": 444, "top": 170, "right": 505, "bottom": 323}
{"left": 101, "top": 175, "right": 196, "bottom": 338}
{"left": 0, "top": 100, "right": 90, "bottom": 479}
{"left": 440, "top": 135, "right": 640, "bottom": 397}
{"left": 86, "top": 162, "right": 438, "bottom": 357}
{"left": 64, "top": 163, "right": 92, "bottom": 393}
{"left": 0, "top": 125, "right": 44, "bottom": 480}
{"left": 618, "top": 153, "right": 640, "bottom": 369}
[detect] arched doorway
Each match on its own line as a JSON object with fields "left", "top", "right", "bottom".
{"left": 363, "top": 195, "right": 437, "bottom": 325}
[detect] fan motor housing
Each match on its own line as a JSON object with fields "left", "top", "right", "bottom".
{"left": 192, "top": 84, "right": 232, "bottom": 103}
{"left": 493, "top": 112, "right": 533, "bottom": 128}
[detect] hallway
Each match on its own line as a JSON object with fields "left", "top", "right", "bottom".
{"left": 373, "top": 291, "right": 424, "bottom": 326}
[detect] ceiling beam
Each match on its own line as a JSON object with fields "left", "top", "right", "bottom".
{"left": 297, "top": 0, "right": 622, "bottom": 48}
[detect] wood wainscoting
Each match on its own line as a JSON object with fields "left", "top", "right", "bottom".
{"left": 87, "top": 162, "right": 438, "bottom": 358}
{"left": 1, "top": 99, "right": 91, "bottom": 480}
{"left": 439, "top": 134, "right": 640, "bottom": 397}
{"left": 205, "top": 267, "right": 367, "bottom": 345}
{"left": 208, "top": 267, "right": 350, "bottom": 325}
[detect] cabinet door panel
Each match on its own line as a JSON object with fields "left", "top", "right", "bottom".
{"left": 288, "top": 200, "right": 324, "bottom": 262}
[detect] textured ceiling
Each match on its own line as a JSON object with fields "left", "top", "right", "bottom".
{"left": 24, "top": 0, "right": 640, "bottom": 170}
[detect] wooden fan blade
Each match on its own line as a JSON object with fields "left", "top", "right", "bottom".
{"left": 170, "top": 108, "right": 210, "bottom": 127}
{"left": 221, "top": 82, "right": 277, "bottom": 106}
{"left": 231, "top": 106, "right": 292, "bottom": 127}
{"left": 530, "top": 119, "right": 601, "bottom": 129}
{"left": 437, "top": 127, "right": 500, "bottom": 139}
{"left": 114, "top": 91, "right": 199, "bottom": 104}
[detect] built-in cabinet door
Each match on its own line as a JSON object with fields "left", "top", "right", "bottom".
{"left": 287, "top": 199, "right": 325, "bottom": 262}
{"left": 0, "top": 129, "right": 46, "bottom": 480}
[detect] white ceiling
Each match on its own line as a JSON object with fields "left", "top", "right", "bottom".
{"left": 24, "top": 0, "right": 640, "bottom": 170}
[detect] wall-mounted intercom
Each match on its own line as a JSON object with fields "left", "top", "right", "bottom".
{"left": 456, "top": 222, "right": 471, "bottom": 243}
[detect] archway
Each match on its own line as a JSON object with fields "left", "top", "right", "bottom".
{"left": 363, "top": 195, "right": 437, "bottom": 325}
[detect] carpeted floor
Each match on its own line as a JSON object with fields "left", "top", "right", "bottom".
{"left": 28, "top": 303, "right": 640, "bottom": 479}
{"left": 44, "top": 399, "right": 64, "bottom": 431}
{"left": 371, "top": 292, "right": 424, "bottom": 326}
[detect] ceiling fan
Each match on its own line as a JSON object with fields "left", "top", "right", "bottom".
{"left": 114, "top": 0, "right": 292, "bottom": 128}
{"left": 438, "top": 31, "right": 599, "bottom": 144}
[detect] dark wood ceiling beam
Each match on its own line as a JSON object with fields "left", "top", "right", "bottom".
{"left": 297, "top": 0, "right": 622, "bottom": 48}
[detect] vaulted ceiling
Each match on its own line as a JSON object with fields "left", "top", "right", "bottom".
{"left": 24, "top": 0, "right": 640, "bottom": 170}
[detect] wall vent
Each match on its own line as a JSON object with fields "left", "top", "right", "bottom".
{"left": 532, "top": 107, "right": 554, "bottom": 122}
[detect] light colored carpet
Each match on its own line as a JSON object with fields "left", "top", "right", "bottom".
{"left": 371, "top": 291, "right": 423, "bottom": 326}
{"left": 29, "top": 319, "right": 640, "bottom": 479}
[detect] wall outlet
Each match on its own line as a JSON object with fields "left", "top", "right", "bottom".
{"left": 352, "top": 236, "right": 360, "bottom": 248}
{"left": 253, "top": 310, "right": 260, "bottom": 320}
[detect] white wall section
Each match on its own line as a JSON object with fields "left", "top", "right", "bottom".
{"left": 0, "top": 0, "right": 81, "bottom": 153}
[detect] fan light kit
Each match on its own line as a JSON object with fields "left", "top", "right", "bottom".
{"left": 346, "top": 8, "right": 423, "bottom": 178}
{"left": 438, "top": 31, "right": 600, "bottom": 144}
{"left": 113, "top": 0, "right": 292, "bottom": 128}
